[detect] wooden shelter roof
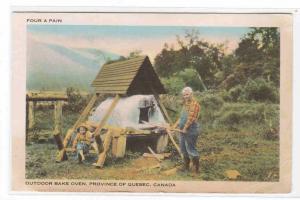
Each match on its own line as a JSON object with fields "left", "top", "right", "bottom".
{"left": 26, "top": 91, "right": 68, "bottom": 101}
{"left": 91, "top": 56, "right": 166, "bottom": 95}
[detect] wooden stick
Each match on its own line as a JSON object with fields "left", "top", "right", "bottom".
{"left": 141, "top": 121, "right": 183, "bottom": 133}
{"left": 147, "top": 146, "right": 162, "bottom": 162}
{"left": 28, "top": 101, "right": 35, "bottom": 129}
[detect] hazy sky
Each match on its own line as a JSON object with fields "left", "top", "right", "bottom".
{"left": 28, "top": 25, "right": 251, "bottom": 60}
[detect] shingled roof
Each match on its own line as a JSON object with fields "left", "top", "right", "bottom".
{"left": 91, "top": 56, "right": 166, "bottom": 95}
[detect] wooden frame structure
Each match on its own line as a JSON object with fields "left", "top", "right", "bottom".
{"left": 56, "top": 56, "right": 173, "bottom": 163}
{"left": 26, "top": 91, "right": 68, "bottom": 142}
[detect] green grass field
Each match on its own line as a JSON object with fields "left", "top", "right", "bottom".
{"left": 26, "top": 97, "right": 279, "bottom": 181}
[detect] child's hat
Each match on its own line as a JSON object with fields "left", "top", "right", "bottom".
{"left": 76, "top": 123, "right": 89, "bottom": 132}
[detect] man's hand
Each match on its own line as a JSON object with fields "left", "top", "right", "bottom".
{"left": 181, "top": 127, "right": 187, "bottom": 134}
{"left": 171, "top": 124, "right": 178, "bottom": 130}
{"left": 172, "top": 119, "right": 179, "bottom": 129}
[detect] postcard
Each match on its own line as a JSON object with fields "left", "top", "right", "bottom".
{"left": 11, "top": 12, "right": 292, "bottom": 193}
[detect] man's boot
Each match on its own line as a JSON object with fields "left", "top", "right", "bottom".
{"left": 179, "top": 157, "right": 190, "bottom": 172}
{"left": 192, "top": 156, "right": 199, "bottom": 173}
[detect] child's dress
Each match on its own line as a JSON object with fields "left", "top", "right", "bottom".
{"left": 72, "top": 132, "right": 92, "bottom": 158}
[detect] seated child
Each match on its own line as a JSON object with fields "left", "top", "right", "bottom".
{"left": 72, "top": 123, "right": 92, "bottom": 162}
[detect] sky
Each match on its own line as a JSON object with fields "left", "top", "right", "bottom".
{"left": 28, "top": 25, "right": 251, "bottom": 60}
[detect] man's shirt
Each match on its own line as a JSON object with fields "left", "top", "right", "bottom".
{"left": 183, "top": 97, "right": 200, "bottom": 129}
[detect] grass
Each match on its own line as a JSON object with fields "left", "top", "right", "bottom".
{"left": 198, "top": 131, "right": 279, "bottom": 181}
{"left": 26, "top": 130, "right": 279, "bottom": 181}
{"left": 26, "top": 97, "right": 279, "bottom": 181}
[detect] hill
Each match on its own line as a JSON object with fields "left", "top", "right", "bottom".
{"left": 27, "top": 38, "right": 120, "bottom": 91}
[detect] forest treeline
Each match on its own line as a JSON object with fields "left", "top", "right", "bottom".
{"left": 153, "top": 28, "right": 279, "bottom": 103}
{"left": 106, "top": 28, "right": 279, "bottom": 103}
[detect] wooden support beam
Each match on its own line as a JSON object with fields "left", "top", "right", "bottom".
{"left": 112, "top": 134, "right": 127, "bottom": 158}
{"left": 26, "top": 101, "right": 29, "bottom": 142}
{"left": 63, "top": 94, "right": 98, "bottom": 148}
{"left": 28, "top": 101, "right": 35, "bottom": 129}
{"left": 94, "top": 94, "right": 120, "bottom": 167}
{"left": 53, "top": 101, "right": 63, "bottom": 136}
{"left": 150, "top": 88, "right": 172, "bottom": 124}
{"left": 94, "top": 94, "right": 120, "bottom": 137}
{"left": 53, "top": 101, "right": 65, "bottom": 161}
{"left": 27, "top": 91, "right": 68, "bottom": 101}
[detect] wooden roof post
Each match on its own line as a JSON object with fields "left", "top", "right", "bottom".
{"left": 53, "top": 101, "right": 66, "bottom": 162}
{"left": 26, "top": 101, "right": 29, "bottom": 143}
{"left": 54, "top": 101, "right": 63, "bottom": 136}
{"left": 94, "top": 94, "right": 120, "bottom": 167}
{"left": 28, "top": 101, "right": 36, "bottom": 129}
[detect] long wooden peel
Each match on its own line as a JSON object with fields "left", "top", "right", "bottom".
{"left": 142, "top": 121, "right": 183, "bottom": 159}
{"left": 148, "top": 87, "right": 185, "bottom": 159}
{"left": 165, "top": 128, "right": 184, "bottom": 159}
{"left": 141, "top": 121, "right": 183, "bottom": 133}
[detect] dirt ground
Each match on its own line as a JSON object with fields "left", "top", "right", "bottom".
{"left": 26, "top": 143, "right": 201, "bottom": 181}
{"left": 26, "top": 129, "right": 279, "bottom": 181}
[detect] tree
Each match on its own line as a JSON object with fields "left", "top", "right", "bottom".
{"left": 234, "top": 27, "right": 280, "bottom": 86}
{"left": 105, "top": 50, "right": 143, "bottom": 65}
{"left": 154, "top": 29, "right": 225, "bottom": 89}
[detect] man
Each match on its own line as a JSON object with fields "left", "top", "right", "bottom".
{"left": 173, "top": 87, "right": 201, "bottom": 173}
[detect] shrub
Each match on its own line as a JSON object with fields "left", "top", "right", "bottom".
{"left": 195, "top": 91, "right": 225, "bottom": 130}
{"left": 177, "top": 68, "right": 204, "bottom": 91}
{"left": 160, "top": 95, "right": 182, "bottom": 121}
{"left": 243, "top": 78, "right": 279, "bottom": 103}
{"left": 218, "top": 90, "right": 232, "bottom": 102}
{"left": 228, "top": 85, "right": 244, "bottom": 102}
{"left": 260, "top": 125, "right": 279, "bottom": 140}
{"left": 64, "top": 87, "right": 89, "bottom": 113}
{"left": 219, "top": 111, "right": 242, "bottom": 125}
{"left": 161, "top": 76, "right": 185, "bottom": 95}
{"left": 198, "top": 92, "right": 224, "bottom": 111}
{"left": 213, "top": 103, "right": 279, "bottom": 135}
